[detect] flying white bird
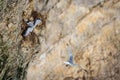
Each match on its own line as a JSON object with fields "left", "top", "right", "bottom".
{"left": 64, "top": 46, "right": 88, "bottom": 71}
{"left": 23, "top": 18, "right": 42, "bottom": 36}
{"left": 64, "top": 47, "right": 88, "bottom": 72}
{"left": 64, "top": 47, "right": 77, "bottom": 66}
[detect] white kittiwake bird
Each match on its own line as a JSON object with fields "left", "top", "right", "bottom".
{"left": 23, "top": 18, "right": 42, "bottom": 36}
{"left": 64, "top": 46, "right": 87, "bottom": 70}
{"left": 64, "top": 47, "right": 77, "bottom": 66}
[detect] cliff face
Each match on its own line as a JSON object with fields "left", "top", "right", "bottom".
{"left": 0, "top": 0, "right": 120, "bottom": 80}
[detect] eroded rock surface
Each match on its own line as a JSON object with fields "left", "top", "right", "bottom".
{"left": 0, "top": 0, "right": 120, "bottom": 80}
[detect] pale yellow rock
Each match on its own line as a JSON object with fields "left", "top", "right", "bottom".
{"left": 0, "top": 0, "right": 120, "bottom": 80}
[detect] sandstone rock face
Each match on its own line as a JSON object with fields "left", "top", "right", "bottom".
{"left": 0, "top": 0, "right": 120, "bottom": 80}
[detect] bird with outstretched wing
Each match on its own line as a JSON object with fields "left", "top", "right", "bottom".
{"left": 23, "top": 18, "right": 42, "bottom": 36}
{"left": 64, "top": 46, "right": 77, "bottom": 66}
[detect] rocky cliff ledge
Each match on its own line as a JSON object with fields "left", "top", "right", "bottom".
{"left": 0, "top": 0, "right": 120, "bottom": 80}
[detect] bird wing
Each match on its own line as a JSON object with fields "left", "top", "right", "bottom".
{"left": 27, "top": 21, "right": 34, "bottom": 27}
{"left": 34, "top": 19, "right": 42, "bottom": 27}
{"left": 24, "top": 27, "right": 34, "bottom": 36}
{"left": 67, "top": 47, "right": 73, "bottom": 64}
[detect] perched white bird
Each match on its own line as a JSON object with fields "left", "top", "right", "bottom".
{"left": 23, "top": 18, "right": 42, "bottom": 36}
{"left": 64, "top": 47, "right": 77, "bottom": 66}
